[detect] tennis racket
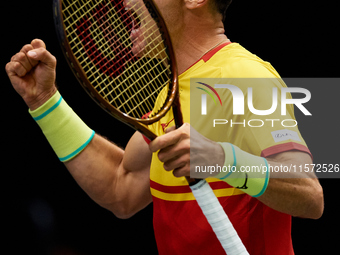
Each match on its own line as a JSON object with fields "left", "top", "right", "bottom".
{"left": 53, "top": 0, "right": 248, "bottom": 254}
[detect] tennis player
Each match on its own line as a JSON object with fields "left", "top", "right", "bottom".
{"left": 6, "top": 0, "right": 323, "bottom": 254}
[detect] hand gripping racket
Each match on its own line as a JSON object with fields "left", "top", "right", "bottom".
{"left": 53, "top": 0, "right": 248, "bottom": 254}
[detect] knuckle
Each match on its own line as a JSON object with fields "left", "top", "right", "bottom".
{"left": 182, "top": 123, "right": 191, "bottom": 131}
{"left": 39, "top": 47, "right": 47, "bottom": 55}
{"left": 11, "top": 53, "right": 18, "bottom": 62}
{"left": 172, "top": 169, "right": 180, "bottom": 177}
{"left": 50, "top": 54, "right": 56, "bottom": 62}
{"left": 156, "top": 138, "right": 166, "bottom": 150}
{"left": 184, "top": 153, "right": 190, "bottom": 163}
{"left": 180, "top": 155, "right": 190, "bottom": 167}
{"left": 149, "top": 140, "right": 160, "bottom": 153}
{"left": 183, "top": 139, "right": 190, "bottom": 150}
{"left": 47, "top": 54, "right": 57, "bottom": 67}
{"left": 12, "top": 61, "right": 20, "bottom": 70}
{"left": 172, "top": 166, "right": 187, "bottom": 178}
{"left": 52, "top": 56, "right": 57, "bottom": 66}
{"left": 5, "top": 63, "right": 11, "bottom": 74}
{"left": 17, "top": 52, "right": 26, "bottom": 61}
{"left": 178, "top": 127, "right": 190, "bottom": 139}
{"left": 22, "top": 44, "right": 33, "bottom": 52}
{"left": 163, "top": 164, "right": 171, "bottom": 171}
{"left": 14, "top": 63, "right": 25, "bottom": 76}
{"left": 32, "top": 38, "right": 45, "bottom": 45}
{"left": 40, "top": 49, "right": 57, "bottom": 67}
{"left": 178, "top": 140, "right": 190, "bottom": 154}
{"left": 157, "top": 152, "right": 165, "bottom": 162}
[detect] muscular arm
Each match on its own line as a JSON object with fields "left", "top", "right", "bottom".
{"left": 6, "top": 39, "right": 323, "bottom": 220}
{"left": 258, "top": 151, "right": 324, "bottom": 219}
{"left": 6, "top": 39, "right": 152, "bottom": 219}
{"left": 65, "top": 132, "right": 153, "bottom": 219}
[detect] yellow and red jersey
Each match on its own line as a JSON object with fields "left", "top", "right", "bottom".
{"left": 147, "top": 42, "right": 310, "bottom": 254}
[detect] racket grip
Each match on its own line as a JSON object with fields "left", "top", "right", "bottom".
{"left": 190, "top": 180, "right": 249, "bottom": 255}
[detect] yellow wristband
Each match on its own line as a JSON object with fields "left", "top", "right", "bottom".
{"left": 216, "top": 142, "right": 270, "bottom": 197}
{"left": 29, "top": 91, "right": 95, "bottom": 162}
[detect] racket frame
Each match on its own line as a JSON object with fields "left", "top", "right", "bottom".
{"left": 53, "top": 0, "right": 182, "bottom": 140}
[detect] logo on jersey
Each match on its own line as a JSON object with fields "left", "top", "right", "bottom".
{"left": 193, "top": 79, "right": 312, "bottom": 129}
{"left": 196, "top": 82, "right": 222, "bottom": 115}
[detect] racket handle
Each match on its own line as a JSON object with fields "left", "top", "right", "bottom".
{"left": 190, "top": 180, "right": 249, "bottom": 255}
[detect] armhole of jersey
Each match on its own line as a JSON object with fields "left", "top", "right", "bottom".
{"left": 143, "top": 135, "right": 151, "bottom": 144}
{"left": 141, "top": 112, "right": 152, "bottom": 144}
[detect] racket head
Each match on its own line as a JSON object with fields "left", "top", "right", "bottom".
{"left": 53, "top": 0, "right": 179, "bottom": 140}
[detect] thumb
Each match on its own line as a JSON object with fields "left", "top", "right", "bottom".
{"left": 27, "top": 48, "right": 57, "bottom": 69}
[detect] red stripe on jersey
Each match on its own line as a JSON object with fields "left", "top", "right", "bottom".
{"left": 150, "top": 180, "right": 233, "bottom": 194}
{"left": 182, "top": 42, "right": 232, "bottom": 73}
{"left": 150, "top": 180, "right": 191, "bottom": 193}
{"left": 261, "top": 142, "right": 312, "bottom": 158}
{"left": 202, "top": 41, "right": 232, "bottom": 62}
{"left": 142, "top": 135, "right": 151, "bottom": 144}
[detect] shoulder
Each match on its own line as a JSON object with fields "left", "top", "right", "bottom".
{"left": 208, "top": 43, "right": 281, "bottom": 78}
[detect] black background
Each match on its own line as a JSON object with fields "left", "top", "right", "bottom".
{"left": 2, "top": 1, "right": 339, "bottom": 254}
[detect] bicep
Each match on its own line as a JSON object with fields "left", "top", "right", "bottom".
{"left": 65, "top": 132, "right": 153, "bottom": 218}
{"left": 113, "top": 132, "right": 153, "bottom": 218}
{"left": 122, "top": 131, "right": 152, "bottom": 172}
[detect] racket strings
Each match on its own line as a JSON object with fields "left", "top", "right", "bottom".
{"left": 62, "top": 0, "right": 172, "bottom": 119}
{"left": 90, "top": 2, "right": 169, "bottom": 104}
{"left": 79, "top": 0, "right": 164, "bottom": 114}
{"left": 106, "top": 42, "right": 169, "bottom": 105}
{"left": 63, "top": 0, "right": 146, "bottom": 114}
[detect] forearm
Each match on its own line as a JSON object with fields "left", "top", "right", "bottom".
{"left": 64, "top": 134, "right": 125, "bottom": 209}
{"left": 257, "top": 153, "right": 324, "bottom": 219}
{"left": 65, "top": 132, "right": 153, "bottom": 218}
{"left": 215, "top": 142, "right": 324, "bottom": 219}
{"left": 28, "top": 90, "right": 151, "bottom": 216}
{"left": 258, "top": 176, "right": 323, "bottom": 219}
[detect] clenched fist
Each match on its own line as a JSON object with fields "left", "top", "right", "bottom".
{"left": 5, "top": 39, "right": 57, "bottom": 110}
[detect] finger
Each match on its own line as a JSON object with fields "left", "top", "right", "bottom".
{"left": 11, "top": 52, "right": 33, "bottom": 74}
{"left": 5, "top": 64, "right": 20, "bottom": 90}
{"left": 27, "top": 47, "right": 57, "bottom": 69}
{"left": 6, "top": 61, "right": 28, "bottom": 78}
{"left": 149, "top": 124, "right": 190, "bottom": 152}
{"left": 31, "top": 38, "right": 46, "bottom": 49}
{"left": 172, "top": 164, "right": 189, "bottom": 178}
{"left": 29, "top": 39, "right": 49, "bottom": 67}
{"left": 150, "top": 125, "right": 190, "bottom": 153}
{"left": 157, "top": 143, "right": 176, "bottom": 163}
{"left": 5, "top": 62, "right": 16, "bottom": 77}
{"left": 163, "top": 154, "right": 189, "bottom": 172}
{"left": 5, "top": 62, "right": 27, "bottom": 90}
{"left": 20, "top": 44, "right": 38, "bottom": 68}
{"left": 20, "top": 44, "right": 34, "bottom": 54}
{"left": 158, "top": 135, "right": 190, "bottom": 162}
{"left": 149, "top": 131, "right": 181, "bottom": 153}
